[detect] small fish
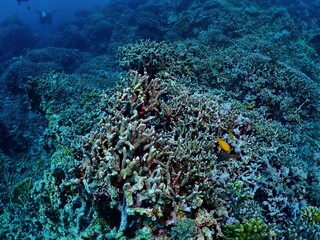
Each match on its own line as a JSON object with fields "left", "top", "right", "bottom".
{"left": 217, "top": 153, "right": 240, "bottom": 161}
{"left": 228, "top": 130, "right": 234, "bottom": 140}
{"left": 100, "top": 77, "right": 106, "bottom": 83}
{"left": 216, "top": 138, "right": 231, "bottom": 153}
{"left": 246, "top": 104, "right": 254, "bottom": 110}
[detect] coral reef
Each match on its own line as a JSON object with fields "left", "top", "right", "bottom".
{"left": 0, "top": 47, "right": 93, "bottom": 159}
{"left": 201, "top": 47, "right": 320, "bottom": 123}
{"left": 118, "top": 40, "right": 320, "bottom": 124}
{"left": 3, "top": 58, "right": 314, "bottom": 238}
{"left": 2, "top": 47, "right": 90, "bottom": 95}
{"left": 25, "top": 47, "right": 91, "bottom": 73}
{"left": 1, "top": 36, "right": 320, "bottom": 238}
{"left": 1, "top": 0, "right": 320, "bottom": 239}
{"left": 285, "top": 206, "right": 320, "bottom": 239}
{"left": 25, "top": 71, "right": 103, "bottom": 152}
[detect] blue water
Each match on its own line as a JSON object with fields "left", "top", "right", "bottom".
{"left": 0, "top": 0, "right": 109, "bottom": 33}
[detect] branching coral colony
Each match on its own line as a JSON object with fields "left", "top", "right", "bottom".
{"left": 78, "top": 71, "right": 238, "bottom": 237}
{"left": 27, "top": 41, "right": 319, "bottom": 239}
{"left": 58, "top": 68, "right": 269, "bottom": 239}
{"left": 39, "top": 67, "right": 252, "bottom": 238}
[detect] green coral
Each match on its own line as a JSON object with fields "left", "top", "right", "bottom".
{"left": 50, "top": 146, "right": 73, "bottom": 171}
{"left": 223, "top": 218, "right": 270, "bottom": 240}
{"left": 302, "top": 206, "right": 320, "bottom": 225}
{"left": 132, "top": 226, "right": 153, "bottom": 240}
{"left": 171, "top": 218, "right": 197, "bottom": 240}
{"left": 285, "top": 206, "right": 320, "bottom": 239}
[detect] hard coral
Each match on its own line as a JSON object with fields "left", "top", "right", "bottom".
{"left": 117, "top": 40, "right": 193, "bottom": 78}
{"left": 72, "top": 68, "right": 260, "bottom": 238}
{"left": 223, "top": 218, "right": 270, "bottom": 240}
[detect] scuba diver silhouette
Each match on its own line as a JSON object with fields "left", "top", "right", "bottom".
{"left": 35, "top": 10, "right": 57, "bottom": 25}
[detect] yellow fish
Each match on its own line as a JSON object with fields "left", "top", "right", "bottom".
{"left": 246, "top": 105, "right": 254, "bottom": 110}
{"left": 216, "top": 138, "right": 231, "bottom": 153}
